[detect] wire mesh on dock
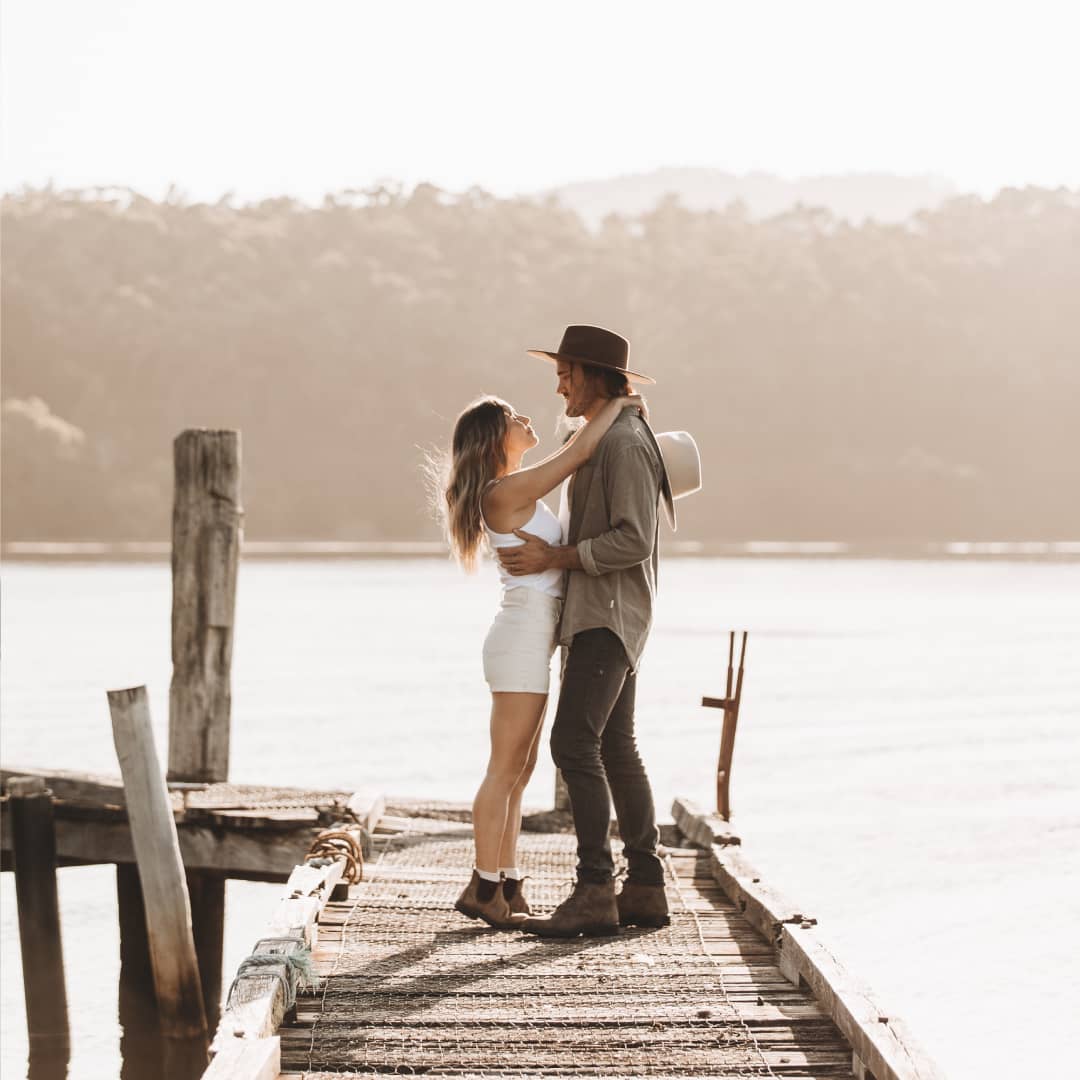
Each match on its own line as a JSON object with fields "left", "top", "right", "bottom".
{"left": 281, "top": 821, "right": 851, "bottom": 1078}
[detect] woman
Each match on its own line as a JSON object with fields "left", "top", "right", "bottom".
{"left": 437, "top": 391, "right": 645, "bottom": 928}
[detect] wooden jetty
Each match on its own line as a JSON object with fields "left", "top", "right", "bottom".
{"left": 205, "top": 799, "right": 943, "bottom": 1080}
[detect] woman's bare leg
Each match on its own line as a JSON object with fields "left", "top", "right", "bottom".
{"left": 472, "top": 692, "right": 548, "bottom": 873}
{"left": 498, "top": 709, "right": 545, "bottom": 868}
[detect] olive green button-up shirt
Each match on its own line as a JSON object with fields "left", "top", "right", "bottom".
{"left": 557, "top": 408, "right": 669, "bottom": 672}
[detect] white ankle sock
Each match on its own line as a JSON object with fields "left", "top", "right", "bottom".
{"left": 475, "top": 867, "right": 501, "bottom": 883}
{"left": 499, "top": 866, "right": 523, "bottom": 880}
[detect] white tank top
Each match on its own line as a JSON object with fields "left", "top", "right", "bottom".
{"left": 482, "top": 494, "right": 565, "bottom": 599}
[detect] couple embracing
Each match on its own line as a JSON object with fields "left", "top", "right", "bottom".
{"left": 436, "top": 324, "right": 699, "bottom": 939}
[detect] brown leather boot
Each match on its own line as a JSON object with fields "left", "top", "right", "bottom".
{"left": 455, "top": 871, "right": 525, "bottom": 930}
{"left": 520, "top": 880, "right": 619, "bottom": 938}
{"left": 616, "top": 880, "right": 671, "bottom": 928}
{"left": 502, "top": 875, "right": 531, "bottom": 916}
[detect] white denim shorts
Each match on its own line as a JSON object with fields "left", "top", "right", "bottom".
{"left": 482, "top": 586, "right": 562, "bottom": 694}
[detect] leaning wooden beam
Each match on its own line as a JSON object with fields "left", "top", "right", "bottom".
{"left": 109, "top": 685, "right": 207, "bottom": 1042}
{"left": 206, "top": 824, "right": 366, "bottom": 1076}
{"left": 673, "top": 798, "right": 944, "bottom": 1080}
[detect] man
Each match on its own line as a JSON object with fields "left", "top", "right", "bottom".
{"left": 497, "top": 324, "right": 674, "bottom": 937}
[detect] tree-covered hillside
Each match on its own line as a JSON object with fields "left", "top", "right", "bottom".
{"left": 3, "top": 183, "right": 1078, "bottom": 543}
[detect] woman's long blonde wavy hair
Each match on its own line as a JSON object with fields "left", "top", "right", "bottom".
{"left": 427, "top": 396, "right": 510, "bottom": 572}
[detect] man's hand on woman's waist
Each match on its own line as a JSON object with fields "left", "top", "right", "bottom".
{"left": 496, "top": 530, "right": 582, "bottom": 575}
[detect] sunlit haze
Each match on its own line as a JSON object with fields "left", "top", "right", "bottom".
{"left": 3, "top": 0, "right": 1079, "bottom": 202}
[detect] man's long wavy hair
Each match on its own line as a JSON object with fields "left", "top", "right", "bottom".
{"left": 430, "top": 396, "right": 509, "bottom": 572}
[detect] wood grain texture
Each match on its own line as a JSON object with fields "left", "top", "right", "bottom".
{"left": 0, "top": 810, "right": 321, "bottom": 880}
{"left": 202, "top": 1035, "right": 280, "bottom": 1080}
{"left": 168, "top": 429, "right": 242, "bottom": 783}
{"left": 671, "top": 795, "right": 741, "bottom": 847}
{"left": 207, "top": 847, "right": 350, "bottom": 1065}
{"left": 672, "top": 796, "right": 943, "bottom": 1080}
{"left": 779, "top": 923, "right": 948, "bottom": 1080}
{"left": 108, "top": 685, "right": 207, "bottom": 1040}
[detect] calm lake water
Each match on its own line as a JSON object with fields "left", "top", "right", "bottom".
{"left": 2, "top": 556, "right": 1078, "bottom": 1078}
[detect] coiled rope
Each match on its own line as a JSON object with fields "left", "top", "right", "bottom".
{"left": 305, "top": 827, "right": 364, "bottom": 883}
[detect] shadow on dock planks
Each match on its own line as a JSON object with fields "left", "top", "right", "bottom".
{"left": 204, "top": 798, "right": 944, "bottom": 1080}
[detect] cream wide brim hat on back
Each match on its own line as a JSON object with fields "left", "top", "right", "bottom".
{"left": 655, "top": 431, "right": 703, "bottom": 502}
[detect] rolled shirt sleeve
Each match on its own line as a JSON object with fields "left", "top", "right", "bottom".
{"left": 577, "top": 444, "right": 660, "bottom": 576}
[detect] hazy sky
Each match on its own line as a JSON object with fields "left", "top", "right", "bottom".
{"left": 3, "top": 0, "right": 1078, "bottom": 203}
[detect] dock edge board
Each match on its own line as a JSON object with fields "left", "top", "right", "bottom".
{"left": 202, "top": 796, "right": 382, "bottom": 1080}
{"left": 672, "top": 797, "right": 947, "bottom": 1080}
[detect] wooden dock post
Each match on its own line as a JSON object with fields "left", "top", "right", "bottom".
{"left": 109, "top": 685, "right": 208, "bottom": 1045}
{"left": 6, "top": 776, "right": 70, "bottom": 1067}
{"left": 117, "top": 862, "right": 162, "bottom": 1077}
{"left": 168, "top": 428, "right": 242, "bottom": 784}
{"left": 186, "top": 869, "right": 226, "bottom": 1028}
{"left": 168, "top": 429, "right": 242, "bottom": 1026}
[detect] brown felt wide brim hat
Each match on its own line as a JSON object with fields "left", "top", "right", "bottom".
{"left": 527, "top": 324, "right": 656, "bottom": 385}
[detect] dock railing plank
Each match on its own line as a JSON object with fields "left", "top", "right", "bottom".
{"left": 205, "top": 807, "right": 375, "bottom": 1076}
{"left": 671, "top": 795, "right": 741, "bottom": 848}
{"left": 346, "top": 792, "right": 385, "bottom": 836}
{"left": 202, "top": 1035, "right": 280, "bottom": 1080}
{"left": 673, "top": 797, "right": 945, "bottom": 1080}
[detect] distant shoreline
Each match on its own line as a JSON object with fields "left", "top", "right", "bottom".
{"left": 4, "top": 540, "right": 1079, "bottom": 562}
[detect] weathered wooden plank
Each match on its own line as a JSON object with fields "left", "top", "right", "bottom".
{"left": 168, "top": 429, "right": 242, "bottom": 784}
{"left": 202, "top": 1035, "right": 280, "bottom": 1080}
{"left": 346, "top": 792, "right": 385, "bottom": 834}
{"left": 1, "top": 765, "right": 127, "bottom": 806}
{"left": 207, "top": 808, "right": 321, "bottom": 829}
{"left": 779, "top": 924, "right": 947, "bottom": 1080}
{"left": 0, "top": 811, "right": 320, "bottom": 879}
{"left": 670, "top": 799, "right": 943, "bottom": 1078}
{"left": 108, "top": 686, "right": 207, "bottom": 1041}
{"left": 283, "top": 858, "right": 344, "bottom": 901}
{"left": 709, "top": 844, "right": 816, "bottom": 944}
{"left": 671, "top": 796, "right": 741, "bottom": 847}
{"left": 207, "top": 845, "right": 353, "bottom": 1067}
{"left": 267, "top": 860, "right": 345, "bottom": 949}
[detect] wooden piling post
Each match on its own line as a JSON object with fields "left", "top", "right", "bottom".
{"left": 109, "top": 685, "right": 208, "bottom": 1043}
{"left": 117, "top": 862, "right": 163, "bottom": 1078}
{"left": 168, "top": 429, "right": 242, "bottom": 784}
{"left": 6, "top": 776, "right": 70, "bottom": 1062}
{"left": 169, "top": 429, "right": 241, "bottom": 1028}
{"left": 186, "top": 869, "right": 226, "bottom": 1028}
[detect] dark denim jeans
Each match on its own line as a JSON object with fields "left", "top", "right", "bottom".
{"left": 550, "top": 628, "right": 664, "bottom": 886}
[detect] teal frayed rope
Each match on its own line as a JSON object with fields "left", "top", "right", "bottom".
{"left": 225, "top": 938, "right": 316, "bottom": 1012}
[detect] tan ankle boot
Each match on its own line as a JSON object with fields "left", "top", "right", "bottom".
{"left": 520, "top": 880, "right": 619, "bottom": 938}
{"left": 616, "top": 880, "right": 671, "bottom": 928}
{"left": 455, "top": 871, "right": 525, "bottom": 929}
{"left": 502, "top": 875, "right": 531, "bottom": 916}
